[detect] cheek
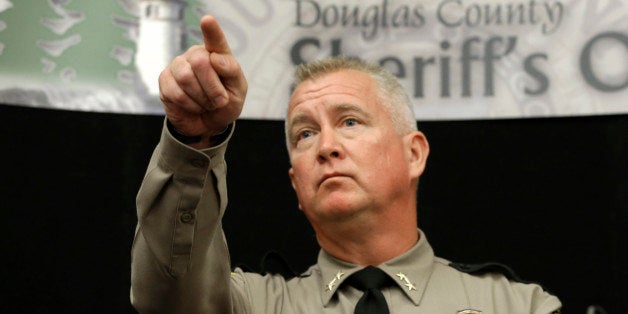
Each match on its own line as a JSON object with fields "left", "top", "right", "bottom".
{"left": 368, "top": 142, "right": 409, "bottom": 180}
{"left": 290, "top": 159, "right": 313, "bottom": 191}
{"left": 293, "top": 174, "right": 307, "bottom": 193}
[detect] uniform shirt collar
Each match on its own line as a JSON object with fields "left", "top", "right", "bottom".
{"left": 318, "top": 229, "right": 435, "bottom": 306}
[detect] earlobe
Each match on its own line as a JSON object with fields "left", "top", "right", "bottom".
{"left": 288, "top": 168, "right": 296, "bottom": 190}
{"left": 288, "top": 168, "right": 304, "bottom": 211}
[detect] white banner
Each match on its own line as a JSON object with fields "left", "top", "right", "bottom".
{"left": 0, "top": 0, "right": 626, "bottom": 120}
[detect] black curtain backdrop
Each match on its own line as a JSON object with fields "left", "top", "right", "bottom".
{"left": 1, "top": 103, "right": 626, "bottom": 313}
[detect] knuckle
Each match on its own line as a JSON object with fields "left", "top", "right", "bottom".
{"left": 188, "top": 52, "right": 209, "bottom": 70}
{"left": 170, "top": 88, "right": 190, "bottom": 105}
{"left": 159, "top": 82, "right": 189, "bottom": 106}
{"left": 185, "top": 44, "right": 204, "bottom": 55}
{"left": 158, "top": 70, "right": 169, "bottom": 88}
{"left": 170, "top": 55, "right": 187, "bottom": 71}
{"left": 158, "top": 74, "right": 175, "bottom": 102}
{"left": 173, "top": 54, "right": 187, "bottom": 63}
{"left": 173, "top": 67, "right": 196, "bottom": 88}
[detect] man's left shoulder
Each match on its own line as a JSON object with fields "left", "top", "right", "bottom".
{"left": 446, "top": 260, "right": 530, "bottom": 284}
{"left": 433, "top": 257, "right": 562, "bottom": 313}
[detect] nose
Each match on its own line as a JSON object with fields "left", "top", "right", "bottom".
{"left": 317, "top": 128, "right": 343, "bottom": 162}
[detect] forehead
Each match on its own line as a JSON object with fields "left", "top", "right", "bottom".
{"left": 288, "top": 69, "right": 379, "bottom": 115}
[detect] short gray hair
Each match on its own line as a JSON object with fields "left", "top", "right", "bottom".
{"left": 286, "top": 56, "right": 417, "bottom": 145}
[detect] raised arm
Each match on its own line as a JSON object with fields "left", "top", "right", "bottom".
{"left": 131, "top": 15, "right": 247, "bottom": 313}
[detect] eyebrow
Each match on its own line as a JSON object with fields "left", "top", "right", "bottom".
{"left": 288, "top": 112, "right": 312, "bottom": 129}
{"left": 331, "top": 103, "right": 370, "bottom": 118}
{"left": 288, "top": 103, "right": 371, "bottom": 132}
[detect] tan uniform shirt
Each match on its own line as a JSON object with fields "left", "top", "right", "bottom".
{"left": 131, "top": 121, "right": 562, "bottom": 313}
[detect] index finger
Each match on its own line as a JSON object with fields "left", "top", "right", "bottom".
{"left": 200, "top": 15, "right": 231, "bottom": 54}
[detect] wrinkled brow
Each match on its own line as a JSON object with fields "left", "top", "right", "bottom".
{"left": 288, "top": 103, "right": 370, "bottom": 131}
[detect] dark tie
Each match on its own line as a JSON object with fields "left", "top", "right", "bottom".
{"left": 345, "top": 266, "right": 392, "bottom": 314}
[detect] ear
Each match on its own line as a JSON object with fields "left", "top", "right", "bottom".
{"left": 288, "top": 168, "right": 304, "bottom": 210}
{"left": 288, "top": 167, "right": 296, "bottom": 190}
{"left": 405, "top": 131, "right": 430, "bottom": 180}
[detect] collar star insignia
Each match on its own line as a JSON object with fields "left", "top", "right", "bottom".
{"left": 395, "top": 271, "right": 417, "bottom": 292}
{"left": 396, "top": 272, "right": 408, "bottom": 282}
{"left": 325, "top": 271, "right": 345, "bottom": 292}
{"left": 404, "top": 282, "right": 417, "bottom": 291}
{"left": 326, "top": 280, "right": 335, "bottom": 292}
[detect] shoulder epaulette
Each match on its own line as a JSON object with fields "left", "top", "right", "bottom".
{"left": 448, "top": 262, "right": 525, "bottom": 283}
{"left": 448, "top": 261, "right": 559, "bottom": 299}
{"left": 260, "top": 250, "right": 311, "bottom": 280}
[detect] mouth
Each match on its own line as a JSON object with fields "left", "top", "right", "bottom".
{"left": 318, "top": 172, "right": 350, "bottom": 187}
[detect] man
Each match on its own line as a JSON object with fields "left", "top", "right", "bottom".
{"left": 131, "top": 15, "right": 561, "bottom": 313}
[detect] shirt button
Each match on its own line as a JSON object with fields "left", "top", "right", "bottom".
{"left": 180, "top": 211, "right": 195, "bottom": 224}
{"left": 190, "top": 158, "right": 208, "bottom": 168}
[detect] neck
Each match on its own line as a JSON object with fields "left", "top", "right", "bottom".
{"left": 313, "top": 203, "right": 419, "bottom": 266}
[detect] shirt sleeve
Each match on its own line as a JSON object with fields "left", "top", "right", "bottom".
{"left": 130, "top": 118, "right": 240, "bottom": 313}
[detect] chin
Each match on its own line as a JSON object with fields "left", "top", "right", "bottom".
{"left": 312, "top": 199, "right": 366, "bottom": 222}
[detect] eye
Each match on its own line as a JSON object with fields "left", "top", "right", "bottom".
{"left": 298, "top": 130, "right": 313, "bottom": 140}
{"left": 344, "top": 118, "right": 358, "bottom": 127}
